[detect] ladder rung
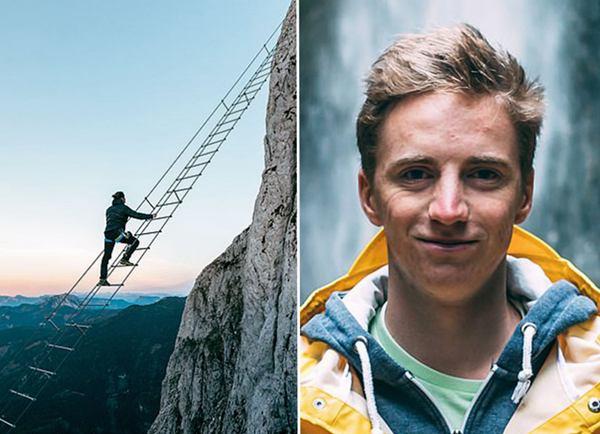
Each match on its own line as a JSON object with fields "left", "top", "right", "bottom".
{"left": 218, "top": 116, "right": 242, "bottom": 127}
{"left": 0, "top": 418, "right": 15, "bottom": 428}
{"left": 255, "top": 64, "right": 271, "bottom": 73}
{"left": 203, "top": 139, "right": 225, "bottom": 148}
{"left": 248, "top": 75, "right": 267, "bottom": 85}
{"left": 197, "top": 150, "right": 218, "bottom": 158}
{"left": 47, "top": 343, "right": 74, "bottom": 352}
{"left": 244, "top": 89, "right": 260, "bottom": 98}
{"left": 67, "top": 322, "right": 92, "bottom": 334}
{"left": 257, "top": 61, "right": 272, "bottom": 70}
{"left": 115, "top": 262, "right": 138, "bottom": 267}
{"left": 46, "top": 318, "right": 60, "bottom": 331}
{"left": 168, "top": 187, "right": 192, "bottom": 194}
{"left": 95, "top": 282, "right": 122, "bottom": 287}
{"left": 229, "top": 107, "right": 247, "bottom": 116}
{"left": 67, "top": 322, "right": 91, "bottom": 329}
{"left": 186, "top": 161, "right": 210, "bottom": 170}
{"left": 246, "top": 81, "right": 264, "bottom": 91}
{"left": 29, "top": 366, "right": 56, "bottom": 376}
{"left": 246, "top": 81, "right": 266, "bottom": 92}
{"left": 254, "top": 71, "right": 271, "bottom": 81}
{"left": 138, "top": 230, "right": 162, "bottom": 236}
{"left": 162, "top": 200, "right": 184, "bottom": 206}
{"left": 150, "top": 215, "right": 171, "bottom": 221}
{"left": 67, "top": 322, "right": 92, "bottom": 329}
{"left": 210, "top": 127, "right": 234, "bottom": 137}
{"left": 10, "top": 389, "right": 36, "bottom": 401}
{"left": 175, "top": 173, "right": 200, "bottom": 181}
{"left": 231, "top": 99, "right": 249, "bottom": 108}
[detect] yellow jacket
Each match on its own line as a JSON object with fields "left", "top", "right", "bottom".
{"left": 300, "top": 226, "right": 600, "bottom": 434}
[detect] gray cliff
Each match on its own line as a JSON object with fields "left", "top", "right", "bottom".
{"left": 148, "top": 3, "right": 297, "bottom": 434}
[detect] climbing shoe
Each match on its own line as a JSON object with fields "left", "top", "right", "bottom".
{"left": 98, "top": 278, "right": 111, "bottom": 286}
{"left": 119, "top": 258, "right": 135, "bottom": 267}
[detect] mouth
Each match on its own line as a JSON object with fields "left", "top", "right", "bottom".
{"left": 416, "top": 237, "right": 479, "bottom": 251}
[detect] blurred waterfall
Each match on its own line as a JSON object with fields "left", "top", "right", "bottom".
{"left": 300, "top": 0, "right": 600, "bottom": 300}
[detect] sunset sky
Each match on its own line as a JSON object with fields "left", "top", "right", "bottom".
{"left": 0, "top": 0, "right": 289, "bottom": 296}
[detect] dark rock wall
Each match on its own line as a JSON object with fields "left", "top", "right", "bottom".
{"left": 148, "top": 1, "right": 297, "bottom": 433}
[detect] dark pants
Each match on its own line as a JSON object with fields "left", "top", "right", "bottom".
{"left": 100, "top": 230, "right": 139, "bottom": 279}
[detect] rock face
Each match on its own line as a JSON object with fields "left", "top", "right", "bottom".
{"left": 148, "top": 2, "right": 297, "bottom": 434}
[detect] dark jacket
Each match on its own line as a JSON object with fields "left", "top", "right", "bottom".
{"left": 104, "top": 199, "right": 153, "bottom": 234}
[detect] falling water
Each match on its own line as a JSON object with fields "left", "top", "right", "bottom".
{"left": 300, "top": 0, "right": 600, "bottom": 300}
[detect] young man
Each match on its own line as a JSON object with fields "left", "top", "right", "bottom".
{"left": 98, "top": 191, "right": 155, "bottom": 286}
{"left": 300, "top": 25, "right": 600, "bottom": 434}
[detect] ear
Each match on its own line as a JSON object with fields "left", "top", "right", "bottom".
{"left": 359, "top": 170, "right": 384, "bottom": 227}
{"left": 514, "top": 170, "right": 534, "bottom": 224}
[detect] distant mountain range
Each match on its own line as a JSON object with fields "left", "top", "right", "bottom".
{"left": 0, "top": 294, "right": 116, "bottom": 331}
{"left": 0, "top": 296, "right": 186, "bottom": 434}
{"left": 0, "top": 292, "right": 181, "bottom": 309}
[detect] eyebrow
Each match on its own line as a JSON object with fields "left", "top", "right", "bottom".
{"left": 387, "top": 155, "right": 512, "bottom": 170}
{"left": 464, "top": 156, "right": 511, "bottom": 169}
{"left": 388, "top": 156, "right": 435, "bottom": 171}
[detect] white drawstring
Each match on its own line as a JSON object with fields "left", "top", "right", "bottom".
{"left": 353, "top": 336, "right": 384, "bottom": 434}
{"left": 511, "top": 322, "right": 537, "bottom": 404}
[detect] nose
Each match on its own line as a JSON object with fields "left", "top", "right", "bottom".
{"left": 428, "top": 174, "right": 469, "bottom": 225}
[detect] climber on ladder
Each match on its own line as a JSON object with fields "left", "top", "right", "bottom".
{"left": 98, "top": 191, "right": 156, "bottom": 286}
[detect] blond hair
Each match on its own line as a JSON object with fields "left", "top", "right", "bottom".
{"left": 357, "top": 24, "right": 545, "bottom": 182}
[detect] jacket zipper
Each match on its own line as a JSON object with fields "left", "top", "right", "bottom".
{"left": 405, "top": 365, "right": 498, "bottom": 434}
{"left": 405, "top": 371, "right": 454, "bottom": 434}
{"left": 458, "top": 364, "right": 498, "bottom": 434}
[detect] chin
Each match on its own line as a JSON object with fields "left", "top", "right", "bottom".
{"left": 415, "top": 266, "right": 483, "bottom": 302}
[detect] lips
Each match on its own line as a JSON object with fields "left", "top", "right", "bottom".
{"left": 418, "top": 238, "right": 478, "bottom": 245}
{"left": 415, "top": 237, "right": 480, "bottom": 251}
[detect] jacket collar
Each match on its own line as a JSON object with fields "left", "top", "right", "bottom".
{"left": 302, "top": 260, "right": 597, "bottom": 382}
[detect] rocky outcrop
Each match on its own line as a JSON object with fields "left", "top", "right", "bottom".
{"left": 148, "top": 2, "right": 296, "bottom": 433}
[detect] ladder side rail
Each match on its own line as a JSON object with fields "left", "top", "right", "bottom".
{"left": 0, "top": 251, "right": 106, "bottom": 392}
{"left": 133, "top": 22, "right": 282, "bottom": 216}
{"left": 5, "top": 330, "right": 87, "bottom": 432}
{"left": 126, "top": 43, "right": 275, "bottom": 274}
{"left": 39, "top": 250, "right": 104, "bottom": 326}
{"left": 0, "top": 326, "right": 87, "bottom": 431}
{"left": 128, "top": 47, "right": 277, "bottom": 230}
{"left": 141, "top": 40, "right": 277, "bottom": 216}
{"left": 133, "top": 58, "right": 274, "bottom": 231}
{"left": 188, "top": 58, "right": 274, "bottom": 164}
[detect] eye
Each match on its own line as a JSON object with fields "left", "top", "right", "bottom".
{"left": 469, "top": 168, "right": 501, "bottom": 181}
{"left": 400, "top": 168, "right": 432, "bottom": 182}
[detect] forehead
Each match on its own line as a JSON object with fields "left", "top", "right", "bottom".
{"left": 377, "top": 92, "right": 518, "bottom": 165}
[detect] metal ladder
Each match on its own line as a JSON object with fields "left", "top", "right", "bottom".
{"left": 0, "top": 21, "right": 290, "bottom": 433}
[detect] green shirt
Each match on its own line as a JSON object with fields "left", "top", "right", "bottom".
{"left": 369, "top": 303, "right": 483, "bottom": 431}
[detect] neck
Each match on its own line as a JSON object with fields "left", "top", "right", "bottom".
{"left": 385, "top": 259, "right": 520, "bottom": 379}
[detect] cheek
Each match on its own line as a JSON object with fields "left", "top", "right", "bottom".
{"left": 380, "top": 192, "right": 424, "bottom": 228}
{"left": 483, "top": 201, "right": 518, "bottom": 248}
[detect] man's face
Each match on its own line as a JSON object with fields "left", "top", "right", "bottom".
{"left": 359, "top": 92, "right": 533, "bottom": 304}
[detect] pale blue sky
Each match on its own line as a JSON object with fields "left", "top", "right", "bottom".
{"left": 0, "top": 0, "right": 290, "bottom": 296}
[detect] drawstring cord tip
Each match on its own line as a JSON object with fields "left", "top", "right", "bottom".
{"left": 511, "top": 322, "right": 537, "bottom": 405}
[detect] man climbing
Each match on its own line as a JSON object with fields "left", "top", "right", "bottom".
{"left": 98, "top": 191, "right": 156, "bottom": 286}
